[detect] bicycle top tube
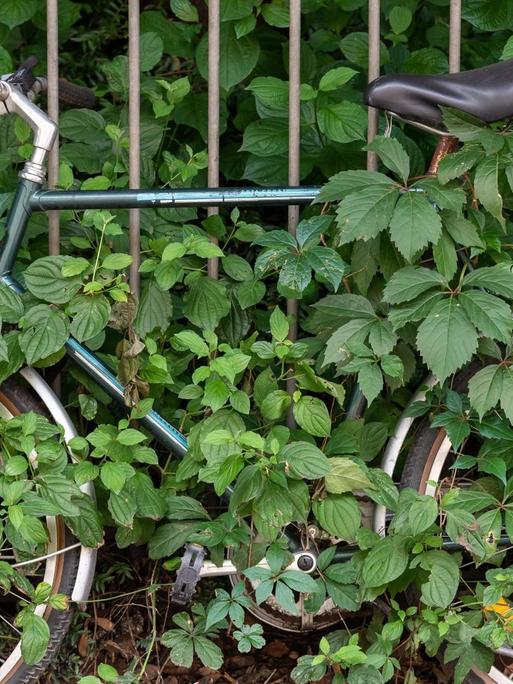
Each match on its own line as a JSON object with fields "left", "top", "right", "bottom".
{"left": 30, "top": 186, "right": 321, "bottom": 211}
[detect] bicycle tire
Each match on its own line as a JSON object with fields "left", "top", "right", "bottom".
{"left": 0, "top": 375, "right": 81, "bottom": 684}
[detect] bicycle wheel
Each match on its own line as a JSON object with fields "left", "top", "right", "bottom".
{"left": 400, "top": 365, "right": 513, "bottom": 684}
{"left": 0, "top": 375, "right": 81, "bottom": 684}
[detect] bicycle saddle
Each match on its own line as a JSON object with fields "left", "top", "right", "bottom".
{"left": 364, "top": 58, "right": 513, "bottom": 129}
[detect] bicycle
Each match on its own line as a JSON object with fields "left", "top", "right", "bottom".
{"left": 0, "top": 55, "right": 512, "bottom": 683}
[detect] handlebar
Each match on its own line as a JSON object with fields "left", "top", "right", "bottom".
{"left": 5, "top": 56, "right": 96, "bottom": 109}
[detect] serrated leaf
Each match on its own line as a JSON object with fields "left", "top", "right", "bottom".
{"left": 459, "top": 291, "right": 513, "bottom": 342}
{"left": 134, "top": 281, "right": 172, "bottom": 336}
{"left": 293, "top": 396, "right": 331, "bottom": 437}
{"left": 317, "top": 102, "right": 367, "bottom": 144}
{"left": 389, "top": 192, "right": 442, "bottom": 261}
{"left": 383, "top": 266, "right": 446, "bottom": 305}
{"left": 414, "top": 550, "right": 460, "bottom": 608}
{"left": 366, "top": 136, "right": 409, "bottom": 183}
{"left": 19, "top": 305, "right": 69, "bottom": 365}
{"left": 279, "top": 442, "right": 330, "bottom": 480}
{"left": 24, "top": 256, "right": 82, "bottom": 304}
{"left": 357, "top": 363, "right": 383, "bottom": 405}
{"left": 362, "top": 537, "right": 408, "bottom": 587}
{"left": 437, "top": 147, "right": 483, "bottom": 185}
{"left": 335, "top": 185, "right": 399, "bottom": 245}
{"left": 468, "top": 364, "right": 503, "bottom": 420}
{"left": 68, "top": 295, "right": 111, "bottom": 342}
{"left": 474, "top": 154, "right": 504, "bottom": 225}
{"left": 463, "top": 264, "right": 513, "bottom": 299}
{"left": 316, "top": 169, "right": 393, "bottom": 203}
{"left": 312, "top": 494, "right": 360, "bottom": 541}
{"left": 501, "top": 368, "right": 513, "bottom": 425}
{"left": 417, "top": 297, "right": 478, "bottom": 383}
{"left": 319, "top": 67, "right": 358, "bottom": 92}
{"left": 325, "top": 457, "right": 372, "bottom": 494}
{"left": 183, "top": 277, "right": 230, "bottom": 330}
{"left": 433, "top": 231, "right": 457, "bottom": 281}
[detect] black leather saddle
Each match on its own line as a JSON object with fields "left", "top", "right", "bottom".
{"left": 364, "top": 58, "right": 513, "bottom": 129}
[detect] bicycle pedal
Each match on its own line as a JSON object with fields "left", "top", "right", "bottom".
{"left": 170, "top": 543, "right": 206, "bottom": 605}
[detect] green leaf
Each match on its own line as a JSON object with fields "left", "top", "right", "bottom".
{"left": 501, "top": 368, "right": 513, "bottom": 424}
{"left": 183, "top": 277, "right": 230, "bottom": 330}
{"left": 279, "top": 442, "right": 330, "bottom": 480}
{"left": 389, "top": 5, "right": 412, "bottom": 33}
{"left": 305, "top": 247, "right": 348, "bottom": 291}
{"left": 0, "top": 0, "right": 38, "bottom": 28}
{"left": 194, "top": 635, "right": 224, "bottom": 670}
{"left": 240, "top": 118, "right": 289, "bottom": 157}
{"left": 388, "top": 192, "right": 442, "bottom": 261}
{"left": 459, "top": 291, "right": 513, "bottom": 343}
{"left": 319, "top": 67, "right": 358, "bottom": 92}
{"left": 100, "top": 462, "right": 135, "bottom": 495}
{"left": 468, "top": 364, "right": 503, "bottom": 420}
{"left": 148, "top": 521, "right": 197, "bottom": 559}
{"left": 134, "top": 281, "right": 173, "bottom": 336}
{"left": 409, "top": 495, "right": 438, "bottom": 536}
{"left": 24, "top": 256, "right": 82, "bottom": 304}
{"left": 247, "top": 76, "right": 289, "bottom": 109}
{"left": 438, "top": 147, "right": 483, "bottom": 185}
{"left": 317, "top": 169, "right": 392, "bottom": 203}
{"left": 0, "top": 282, "right": 23, "bottom": 323}
{"left": 325, "top": 457, "right": 373, "bottom": 494}
{"left": 324, "top": 319, "right": 375, "bottom": 366}
{"left": 68, "top": 295, "right": 111, "bottom": 342}
{"left": 172, "top": 330, "right": 209, "bottom": 357}
{"left": 102, "top": 253, "right": 133, "bottom": 270}
{"left": 140, "top": 32, "right": 164, "bottom": 71}
{"left": 171, "top": 0, "right": 199, "bottom": 21}
{"left": 433, "top": 232, "right": 458, "bottom": 281}
{"left": 358, "top": 363, "right": 384, "bottom": 405}
{"left": 293, "top": 396, "right": 331, "bottom": 437}
{"left": 20, "top": 612, "right": 50, "bottom": 665}
{"left": 362, "top": 537, "right": 409, "bottom": 587}
{"left": 443, "top": 213, "right": 482, "bottom": 248}
{"left": 317, "top": 102, "right": 367, "bottom": 144}
{"left": 462, "top": 0, "right": 513, "bottom": 31}
{"left": 312, "top": 494, "right": 360, "bottom": 541}
{"left": 383, "top": 266, "right": 446, "bottom": 305}
{"left": 97, "top": 664, "right": 119, "bottom": 682}
{"left": 197, "top": 22, "right": 259, "bottom": 90}
{"left": 414, "top": 550, "right": 460, "bottom": 608}
{"left": 19, "top": 305, "right": 69, "bottom": 365}
{"left": 269, "top": 307, "right": 289, "bottom": 342}
{"left": 416, "top": 297, "right": 478, "bottom": 384}
{"left": 463, "top": 264, "right": 513, "bottom": 299}
{"left": 474, "top": 154, "right": 504, "bottom": 225}
{"left": 366, "top": 136, "right": 409, "bottom": 183}
{"left": 335, "top": 185, "right": 400, "bottom": 245}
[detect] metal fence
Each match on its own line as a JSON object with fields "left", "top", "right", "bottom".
{"left": 44, "top": 0, "right": 463, "bottom": 337}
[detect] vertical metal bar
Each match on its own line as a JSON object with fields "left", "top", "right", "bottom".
{"left": 207, "top": 0, "right": 220, "bottom": 280}
{"left": 449, "top": 0, "right": 461, "bottom": 73}
{"left": 286, "top": 0, "right": 301, "bottom": 412}
{"left": 128, "top": 0, "right": 140, "bottom": 297}
{"left": 47, "top": 0, "right": 59, "bottom": 256}
{"left": 367, "top": 0, "right": 380, "bottom": 171}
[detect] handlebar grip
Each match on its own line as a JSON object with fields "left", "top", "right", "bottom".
{"left": 57, "top": 78, "right": 96, "bottom": 109}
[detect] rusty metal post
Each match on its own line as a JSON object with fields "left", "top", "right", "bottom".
{"left": 47, "top": 0, "right": 59, "bottom": 256}
{"left": 286, "top": 0, "right": 301, "bottom": 416}
{"left": 367, "top": 0, "right": 380, "bottom": 170}
{"left": 128, "top": 0, "right": 140, "bottom": 297}
{"left": 207, "top": 0, "right": 220, "bottom": 279}
{"left": 449, "top": 0, "right": 461, "bottom": 73}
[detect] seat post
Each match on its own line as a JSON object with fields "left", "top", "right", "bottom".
{"left": 427, "top": 136, "right": 459, "bottom": 175}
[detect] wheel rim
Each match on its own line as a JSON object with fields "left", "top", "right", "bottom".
{"left": 0, "top": 390, "right": 68, "bottom": 681}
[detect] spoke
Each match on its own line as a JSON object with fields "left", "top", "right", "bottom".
{"left": 12, "top": 541, "right": 81, "bottom": 568}
{"left": 0, "top": 613, "right": 20, "bottom": 636}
